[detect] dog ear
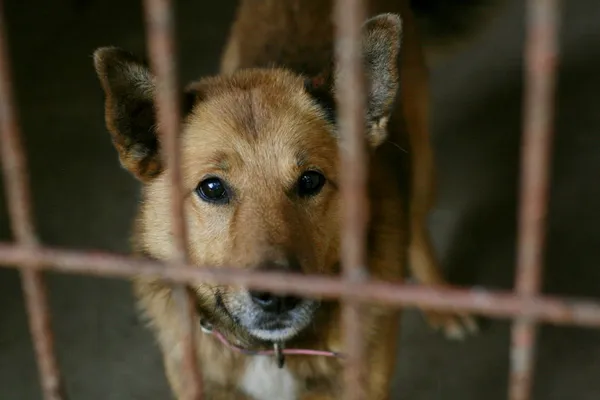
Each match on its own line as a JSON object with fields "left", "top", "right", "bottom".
{"left": 358, "top": 13, "right": 403, "bottom": 147}
{"left": 306, "top": 14, "right": 402, "bottom": 148}
{"left": 93, "top": 47, "right": 162, "bottom": 181}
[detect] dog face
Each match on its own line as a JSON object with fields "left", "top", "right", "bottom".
{"left": 164, "top": 70, "right": 341, "bottom": 341}
{"left": 93, "top": 14, "right": 402, "bottom": 342}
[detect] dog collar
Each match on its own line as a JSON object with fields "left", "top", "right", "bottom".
{"left": 199, "top": 319, "right": 343, "bottom": 369}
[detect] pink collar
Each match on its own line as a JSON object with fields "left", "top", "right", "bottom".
{"left": 200, "top": 319, "right": 343, "bottom": 367}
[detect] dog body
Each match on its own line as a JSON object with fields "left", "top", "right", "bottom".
{"left": 93, "top": 0, "right": 498, "bottom": 398}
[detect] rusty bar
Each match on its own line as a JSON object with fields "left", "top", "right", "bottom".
{"left": 142, "top": 0, "right": 187, "bottom": 266}
{"left": 0, "top": 1, "right": 66, "bottom": 399}
{"left": 333, "top": 0, "right": 369, "bottom": 398}
{"left": 509, "top": 1, "right": 560, "bottom": 399}
{"left": 5, "top": 244, "right": 600, "bottom": 328}
{"left": 0, "top": 8, "right": 35, "bottom": 246}
{"left": 142, "top": 0, "right": 202, "bottom": 399}
{"left": 19, "top": 272, "right": 65, "bottom": 400}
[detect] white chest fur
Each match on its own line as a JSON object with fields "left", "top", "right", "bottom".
{"left": 240, "top": 356, "right": 298, "bottom": 400}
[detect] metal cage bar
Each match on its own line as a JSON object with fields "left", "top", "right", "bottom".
{"left": 142, "top": 0, "right": 203, "bottom": 398}
{"left": 333, "top": 0, "right": 370, "bottom": 399}
{"left": 0, "top": 1, "right": 66, "bottom": 399}
{"left": 3, "top": 245, "right": 600, "bottom": 328}
{"left": 509, "top": 1, "right": 560, "bottom": 399}
{"left": 0, "top": 0, "right": 582, "bottom": 399}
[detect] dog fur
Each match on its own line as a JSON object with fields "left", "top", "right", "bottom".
{"left": 93, "top": 0, "right": 502, "bottom": 398}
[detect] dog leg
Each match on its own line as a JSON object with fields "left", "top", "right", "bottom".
{"left": 404, "top": 74, "right": 479, "bottom": 339}
{"left": 366, "top": 309, "right": 401, "bottom": 400}
{"left": 409, "top": 223, "right": 479, "bottom": 339}
{"left": 399, "top": 5, "right": 478, "bottom": 340}
{"left": 403, "top": 80, "right": 479, "bottom": 338}
{"left": 324, "top": 308, "right": 400, "bottom": 400}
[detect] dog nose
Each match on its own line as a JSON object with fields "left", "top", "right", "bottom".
{"left": 250, "top": 291, "right": 301, "bottom": 313}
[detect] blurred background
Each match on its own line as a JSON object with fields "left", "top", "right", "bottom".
{"left": 0, "top": 0, "right": 599, "bottom": 399}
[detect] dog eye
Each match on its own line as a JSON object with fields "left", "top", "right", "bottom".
{"left": 196, "top": 177, "right": 229, "bottom": 204}
{"left": 297, "top": 171, "right": 326, "bottom": 197}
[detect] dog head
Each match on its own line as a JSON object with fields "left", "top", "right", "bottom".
{"left": 93, "top": 14, "right": 402, "bottom": 343}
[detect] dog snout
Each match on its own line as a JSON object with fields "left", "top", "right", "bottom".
{"left": 249, "top": 291, "right": 301, "bottom": 313}
{"left": 248, "top": 256, "right": 303, "bottom": 313}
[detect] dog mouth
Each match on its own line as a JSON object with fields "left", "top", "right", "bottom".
{"left": 246, "top": 313, "right": 313, "bottom": 341}
{"left": 215, "top": 292, "right": 318, "bottom": 342}
{"left": 246, "top": 321, "right": 312, "bottom": 342}
{"left": 248, "top": 325, "right": 304, "bottom": 342}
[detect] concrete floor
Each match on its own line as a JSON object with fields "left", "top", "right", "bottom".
{"left": 1, "top": 0, "right": 600, "bottom": 399}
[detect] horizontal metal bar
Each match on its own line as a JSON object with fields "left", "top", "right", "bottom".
{"left": 1, "top": 243, "right": 600, "bottom": 327}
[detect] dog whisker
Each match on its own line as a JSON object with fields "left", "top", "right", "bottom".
{"left": 388, "top": 140, "right": 408, "bottom": 154}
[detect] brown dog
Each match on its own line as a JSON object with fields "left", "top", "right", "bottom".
{"left": 93, "top": 0, "right": 500, "bottom": 398}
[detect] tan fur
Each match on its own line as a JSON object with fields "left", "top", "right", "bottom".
{"left": 93, "top": 0, "right": 484, "bottom": 398}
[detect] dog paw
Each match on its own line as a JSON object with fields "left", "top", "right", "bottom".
{"left": 423, "top": 311, "right": 479, "bottom": 340}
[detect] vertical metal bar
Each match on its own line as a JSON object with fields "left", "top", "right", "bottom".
{"left": 334, "top": 0, "right": 369, "bottom": 399}
{"left": 0, "top": 1, "right": 66, "bottom": 399}
{"left": 509, "top": 1, "right": 560, "bottom": 399}
{"left": 142, "top": 1, "right": 202, "bottom": 399}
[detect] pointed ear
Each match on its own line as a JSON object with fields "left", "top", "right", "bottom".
{"left": 93, "top": 47, "right": 161, "bottom": 181}
{"left": 333, "top": 13, "right": 402, "bottom": 148}
{"left": 360, "top": 13, "right": 403, "bottom": 147}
